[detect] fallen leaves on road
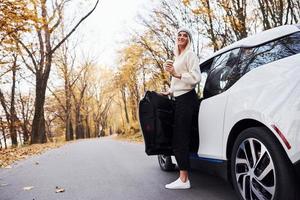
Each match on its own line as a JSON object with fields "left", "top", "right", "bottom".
{"left": 0, "top": 183, "right": 9, "bottom": 187}
{"left": 0, "top": 142, "right": 66, "bottom": 168}
{"left": 55, "top": 186, "right": 65, "bottom": 193}
{"left": 23, "top": 186, "right": 34, "bottom": 191}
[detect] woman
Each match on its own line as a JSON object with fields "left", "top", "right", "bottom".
{"left": 162, "top": 28, "right": 201, "bottom": 189}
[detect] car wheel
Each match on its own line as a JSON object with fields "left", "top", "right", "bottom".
{"left": 158, "top": 155, "right": 175, "bottom": 171}
{"left": 231, "top": 127, "right": 296, "bottom": 200}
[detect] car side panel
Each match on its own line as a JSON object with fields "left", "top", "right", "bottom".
{"left": 198, "top": 93, "right": 227, "bottom": 159}
{"left": 222, "top": 54, "right": 300, "bottom": 163}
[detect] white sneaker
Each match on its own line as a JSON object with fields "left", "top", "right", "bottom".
{"left": 165, "top": 178, "right": 191, "bottom": 189}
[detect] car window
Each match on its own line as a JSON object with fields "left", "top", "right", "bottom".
{"left": 199, "top": 59, "right": 213, "bottom": 98}
{"left": 203, "top": 48, "right": 240, "bottom": 98}
{"left": 203, "top": 31, "right": 300, "bottom": 99}
{"left": 240, "top": 31, "right": 300, "bottom": 73}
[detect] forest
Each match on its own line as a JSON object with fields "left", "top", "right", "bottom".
{"left": 0, "top": 0, "right": 299, "bottom": 151}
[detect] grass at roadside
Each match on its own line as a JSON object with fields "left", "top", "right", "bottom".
{"left": 0, "top": 140, "right": 66, "bottom": 168}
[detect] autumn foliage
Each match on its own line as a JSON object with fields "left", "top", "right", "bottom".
{"left": 1, "top": 0, "right": 300, "bottom": 166}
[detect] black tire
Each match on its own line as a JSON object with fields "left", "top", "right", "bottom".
{"left": 231, "top": 127, "right": 296, "bottom": 200}
{"left": 158, "top": 155, "right": 175, "bottom": 171}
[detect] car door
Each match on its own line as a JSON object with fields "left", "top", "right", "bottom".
{"left": 198, "top": 49, "right": 240, "bottom": 159}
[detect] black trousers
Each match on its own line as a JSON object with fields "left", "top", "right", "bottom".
{"left": 172, "top": 89, "right": 199, "bottom": 171}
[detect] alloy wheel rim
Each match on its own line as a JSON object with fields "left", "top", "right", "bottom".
{"left": 159, "top": 155, "right": 167, "bottom": 167}
{"left": 235, "top": 138, "right": 276, "bottom": 200}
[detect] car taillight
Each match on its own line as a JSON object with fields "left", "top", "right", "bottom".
{"left": 271, "top": 124, "right": 291, "bottom": 150}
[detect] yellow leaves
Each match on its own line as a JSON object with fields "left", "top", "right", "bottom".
{"left": 182, "top": 0, "right": 191, "bottom": 6}
{"left": 223, "top": 15, "right": 245, "bottom": 32}
{"left": 192, "top": 7, "right": 207, "bottom": 15}
{"left": 192, "top": 7, "right": 214, "bottom": 17}
{"left": 0, "top": 0, "right": 34, "bottom": 45}
{"left": 117, "top": 43, "right": 145, "bottom": 82}
{"left": 183, "top": 0, "right": 215, "bottom": 17}
{"left": 122, "top": 44, "right": 144, "bottom": 65}
{"left": 192, "top": 8, "right": 201, "bottom": 15}
{"left": 233, "top": 19, "right": 244, "bottom": 31}
{"left": 116, "top": 131, "right": 143, "bottom": 143}
{"left": 219, "top": 0, "right": 230, "bottom": 9}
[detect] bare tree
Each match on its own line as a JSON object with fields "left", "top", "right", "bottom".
{"left": 0, "top": 54, "right": 20, "bottom": 147}
{"left": 54, "top": 37, "right": 79, "bottom": 141}
{"left": 9, "top": 54, "right": 19, "bottom": 147}
{"left": 93, "top": 92, "right": 114, "bottom": 137}
{"left": 15, "top": 0, "right": 99, "bottom": 143}
{"left": 256, "top": 0, "right": 300, "bottom": 30}
{"left": 219, "top": 0, "right": 248, "bottom": 40}
{"left": 18, "top": 92, "right": 33, "bottom": 144}
{"left": 0, "top": 117, "right": 8, "bottom": 149}
{"left": 71, "top": 61, "right": 93, "bottom": 139}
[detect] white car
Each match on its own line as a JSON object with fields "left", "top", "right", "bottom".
{"left": 158, "top": 24, "right": 300, "bottom": 200}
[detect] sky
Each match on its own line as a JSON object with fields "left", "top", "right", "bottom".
{"left": 1, "top": 0, "right": 154, "bottom": 94}
{"left": 68, "top": 0, "right": 154, "bottom": 68}
{"left": 0, "top": 0, "right": 156, "bottom": 145}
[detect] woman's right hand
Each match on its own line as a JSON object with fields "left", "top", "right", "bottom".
{"left": 164, "top": 60, "right": 174, "bottom": 73}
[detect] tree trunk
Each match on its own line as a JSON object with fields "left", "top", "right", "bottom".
{"left": 65, "top": 114, "right": 72, "bottom": 141}
{"left": 85, "top": 115, "right": 90, "bottom": 138}
{"left": 75, "top": 108, "right": 79, "bottom": 139}
{"left": 65, "top": 82, "right": 73, "bottom": 141}
{"left": 109, "top": 126, "right": 113, "bottom": 135}
{"left": 134, "top": 81, "right": 140, "bottom": 113}
{"left": 19, "top": 93, "right": 30, "bottom": 144}
{"left": 17, "top": 129, "right": 22, "bottom": 145}
{"left": 70, "top": 120, "right": 74, "bottom": 140}
{"left": 205, "top": 0, "right": 218, "bottom": 51}
{"left": 100, "top": 121, "right": 106, "bottom": 137}
{"left": 9, "top": 58, "right": 18, "bottom": 147}
{"left": 94, "top": 121, "right": 99, "bottom": 137}
{"left": 0, "top": 118, "right": 7, "bottom": 149}
{"left": 121, "top": 87, "right": 130, "bottom": 124}
{"left": 30, "top": 0, "right": 51, "bottom": 144}
{"left": 257, "top": 0, "right": 271, "bottom": 30}
{"left": 22, "top": 123, "right": 30, "bottom": 144}
{"left": 130, "top": 95, "right": 137, "bottom": 122}
{"left": 31, "top": 75, "right": 47, "bottom": 144}
{"left": 75, "top": 108, "right": 84, "bottom": 139}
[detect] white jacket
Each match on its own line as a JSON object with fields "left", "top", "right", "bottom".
{"left": 170, "top": 31, "right": 201, "bottom": 97}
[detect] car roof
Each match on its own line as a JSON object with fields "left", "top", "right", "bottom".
{"left": 201, "top": 24, "right": 300, "bottom": 64}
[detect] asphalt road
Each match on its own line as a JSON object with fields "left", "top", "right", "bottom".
{"left": 0, "top": 137, "right": 238, "bottom": 200}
